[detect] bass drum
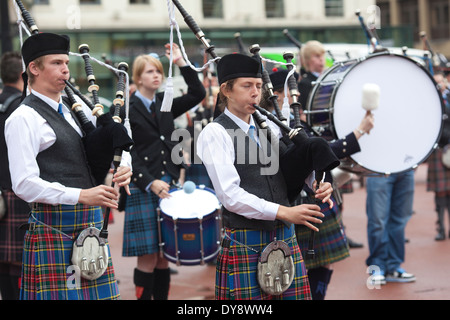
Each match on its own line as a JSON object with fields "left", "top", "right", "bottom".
{"left": 306, "top": 52, "right": 444, "bottom": 175}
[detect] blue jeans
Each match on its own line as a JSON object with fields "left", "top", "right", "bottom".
{"left": 365, "top": 170, "right": 415, "bottom": 273}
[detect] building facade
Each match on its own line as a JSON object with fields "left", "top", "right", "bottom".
{"left": 7, "top": 0, "right": 417, "bottom": 96}
{"left": 377, "top": 0, "right": 450, "bottom": 59}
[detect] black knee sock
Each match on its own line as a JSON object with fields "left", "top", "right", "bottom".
{"left": 133, "top": 268, "right": 154, "bottom": 300}
{"left": 152, "top": 268, "right": 170, "bottom": 300}
{"left": 0, "top": 273, "right": 19, "bottom": 300}
{"left": 307, "top": 267, "right": 333, "bottom": 300}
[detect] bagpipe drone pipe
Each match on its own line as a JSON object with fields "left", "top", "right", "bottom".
{"left": 170, "top": 0, "right": 339, "bottom": 203}
{"left": 14, "top": 0, "right": 133, "bottom": 187}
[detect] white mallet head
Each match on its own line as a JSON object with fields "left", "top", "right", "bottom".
{"left": 362, "top": 83, "right": 380, "bottom": 111}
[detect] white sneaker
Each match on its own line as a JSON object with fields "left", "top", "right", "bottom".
{"left": 369, "top": 273, "right": 386, "bottom": 285}
{"left": 385, "top": 268, "right": 416, "bottom": 283}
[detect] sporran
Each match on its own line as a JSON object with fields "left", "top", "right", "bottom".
{"left": 71, "top": 227, "right": 109, "bottom": 280}
{"left": 257, "top": 239, "right": 294, "bottom": 295}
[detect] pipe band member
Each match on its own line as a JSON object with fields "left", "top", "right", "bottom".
{"left": 5, "top": 33, "right": 132, "bottom": 300}
{"left": 197, "top": 53, "right": 333, "bottom": 300}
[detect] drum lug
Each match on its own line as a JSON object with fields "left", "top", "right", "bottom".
{"left": 156, "top": 207, "right": 164, "bottom": 259}
{"left": 173, "top": 218, "right": 181, "bottom": 266}
{"left": 199, "top": 217, "right": 205, "bottom": 265}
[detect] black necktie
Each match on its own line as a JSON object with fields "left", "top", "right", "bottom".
{"left": 149, "top": 102, "right": 156, "bottom": 117}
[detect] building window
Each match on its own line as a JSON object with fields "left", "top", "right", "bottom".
{"left": 80, "top": 0, "right": 101, "bottom": 4}
{"left": 399, "top": 0, "right": 419, "bottom": 41}
{"left": 325, "top": 0, "right": 344, "bottom": 17}
{"left": 430, "top": 0, "right": 449, "bottom": 39}
{"left": 130, "top": 0, "right": 149, "bottom": 4}
{"left": 203, "top": 0, "right": 223, "bottom": 18}
{"left": 265, "top": 0, "right": 284, "bottom": 18}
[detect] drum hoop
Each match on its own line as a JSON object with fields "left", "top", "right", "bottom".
{"left": 159, "top": 186, "right": 220, "bottom": 220}
{"left": 163, "top": 247, "right": 221, "bottom": 265}
{"left": 306, "top": 58, "right": 360, "bottom": 127}
{"left": 307, "top": 52, "right": 445, "bottom": 175}
{"left": 160, "top": 208, "right": 219, "bottom": 222}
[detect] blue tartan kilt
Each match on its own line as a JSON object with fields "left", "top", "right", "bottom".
{"left": 185, "top": 163, "right": 213, "bottom": 189}
{"left": 122, "top": 175, "right": 172, "bottom": 257}
{"left": 20, "top": 203, "right": 119, "bottom": 300}
{"left": 216, "top": 224, "right": 311, "bottom": 300}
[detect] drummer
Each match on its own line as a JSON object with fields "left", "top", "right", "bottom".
{"left": 298, "top": 40, "right": 327, "bottom": 109}
{"left": 197, "top": 53, "right": 334, "bottom": 300}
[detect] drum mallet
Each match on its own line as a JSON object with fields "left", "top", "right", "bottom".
{"left": 361, "top": 83, "right": 380, "bottom": 123}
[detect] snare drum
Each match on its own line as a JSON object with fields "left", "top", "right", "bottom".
{"left": 307, "top": 52, "right": 444, "bottom": 175}
{"left": 157, "top": 186, "right": 221, "bottom": 266}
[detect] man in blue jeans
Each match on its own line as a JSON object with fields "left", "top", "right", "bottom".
{"left": 366, "top": 170, "right": 416, "bottom": 284}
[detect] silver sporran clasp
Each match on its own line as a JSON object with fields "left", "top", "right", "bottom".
{"left": 257, "top": 240, "right": 295, "bottom": 295}
{"left": 71, "top": 227, "right": 109, "bottom": 280}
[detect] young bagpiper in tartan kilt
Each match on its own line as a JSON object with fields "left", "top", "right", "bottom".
{"left": 5, "top": 33, "right": 132, "bottom": 300}
{"left": 197, "top": 53, "right": 335, "bottom": 300}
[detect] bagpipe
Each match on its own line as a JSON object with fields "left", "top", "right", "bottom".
{"left": 14, "top": 0, "right": 134, "bottom": 239}
{"left": 169, "top": 0, "right": 339, "bottom": 205}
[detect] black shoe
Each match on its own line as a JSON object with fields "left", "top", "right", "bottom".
{"left": 435, "top": 231, "right": 445, "bottom": 241}
{"left": 347, "top": 237, "right": 363, "bottom": 248}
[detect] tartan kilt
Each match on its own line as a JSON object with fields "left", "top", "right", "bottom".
{"left": 20, "top": 203, "right": 119, "bottom": 300}
{"left": 0, "top": 190, "right": 29, "bottom": 263}
{"left": 295, "top": 201, "right": 349, "bottom": 269}
{"left": 122, "top": 175, "right": 171, "bottom": 257}
{"left": 216, "top": 224, "right": 311, "bottom": 300}
{"left": 185, "top": 163, "right": 213, "bottom": 189}
{"left": 427, "top": 148, "right": 450, "bottom": 193}
{"left": 339, "top": 180, "right": 354, "bottom": 194}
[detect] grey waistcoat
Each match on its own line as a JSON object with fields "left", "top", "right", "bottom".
{"left": 214, "top": 113, "right": 290, "bottom": 230}
{"left": 24, "top": 94, "right": 96, "bottom": 189}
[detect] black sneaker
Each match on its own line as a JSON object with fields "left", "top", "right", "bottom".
{"left": 347, "top": 237, "right": 364, "bottom": 248}
{"left": 385, "top": 268, "right": 416, "bottom": 283}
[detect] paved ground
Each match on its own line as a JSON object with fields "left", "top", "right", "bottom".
{"left": 107, "top": 163, "right": 450, "bottom": 300}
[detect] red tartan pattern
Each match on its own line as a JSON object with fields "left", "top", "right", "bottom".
{"left": 215, "top": 225, "right": 311, "bottom": 300}
{"left": 20, "top": 203, "right": 120, "bottom": 300}
{"left": 0, "top": 190, "right": 29, "bottom": 263}
{"left": 427, "top": 148, "right": 450, "bottom": 193}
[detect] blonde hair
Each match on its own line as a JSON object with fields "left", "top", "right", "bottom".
{"left": 217, "top": 79, "right": 236, "bottom": 113}
{"left": 132, "top": 54, "right": 164, "bottom": 87}
{"left": 26, "top": 56, "right": 44, "bottom": 85}
{"left": 300, "top": 40, "right": 325, "bottom": 72}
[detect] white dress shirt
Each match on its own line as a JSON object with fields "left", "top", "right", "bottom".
{"left": 5, "top": 89, "right": 131, "bottom": 205}
{"left": 197, "top": 108, "right": 314, "bottom": 222}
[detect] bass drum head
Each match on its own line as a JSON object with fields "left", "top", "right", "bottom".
{"left": 333, "top": 53, "right": 443, "bottom": 174}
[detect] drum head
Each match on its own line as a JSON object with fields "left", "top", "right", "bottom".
{"left": 333, "top": 54, "right": 443, "bottom": 174}
{"left": 159, "top": 187, "right": 220, "bottom": 219}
